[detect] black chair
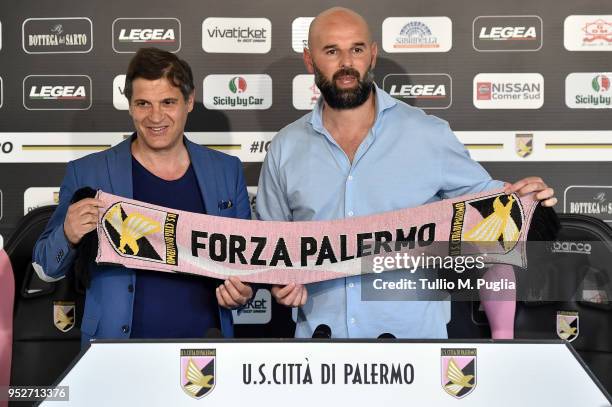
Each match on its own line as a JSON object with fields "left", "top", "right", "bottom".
{"left": 4, "top": 206, "right": 84, "bottom": 390}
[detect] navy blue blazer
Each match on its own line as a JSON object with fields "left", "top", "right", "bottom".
{"left": 33, "top": 135, "right": 251, "bottom": 347}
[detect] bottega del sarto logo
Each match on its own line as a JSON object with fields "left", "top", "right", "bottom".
{"left": 23, "top": 75, "right": 92, "bottom": 110}
{"left": 112, "top": 18, "right": 181, "bottom": 53}
{"left": 22, "top": 17, "right": 92, "bottom": 54}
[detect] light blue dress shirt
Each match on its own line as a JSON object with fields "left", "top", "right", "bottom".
{"left": 256, "top": 86, "right": 503, "bottom": 339}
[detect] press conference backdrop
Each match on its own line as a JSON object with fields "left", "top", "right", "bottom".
{"left": 0, "top": 3, "right": 611, "bottom": 270}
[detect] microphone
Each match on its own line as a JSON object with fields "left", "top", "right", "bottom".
{"left": 205, "top": 327, "right": 223, "bottom": 338}
{"left": 312, "top": 324, "right": 332, "bottom": 339}
{"left": 377, "top": 333, "right": 396, "bottom": 339}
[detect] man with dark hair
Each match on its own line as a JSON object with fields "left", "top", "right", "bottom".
{"left": 257, "top": 8, "right": 557, "bottom": 339}
{"left": 34, "top": 48, "right": 252, "bottom": 347}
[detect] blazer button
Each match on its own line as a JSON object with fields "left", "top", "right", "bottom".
{"left": 128, "top": 284, "right": 134, "bottom": 293}
{"left": 122, "top": 325, "right": 130, "bottom": 334}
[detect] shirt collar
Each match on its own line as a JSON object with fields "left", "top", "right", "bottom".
{"left": 309, "top": 84, "right": 397, "bottom": 134}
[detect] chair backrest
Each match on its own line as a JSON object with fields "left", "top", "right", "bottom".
{"left": 4, "top": 205, "right": 85, "bottom": 387}
{"left": 0, "top": 249, "right": 14, "bottom": 407}
{"left": 514, "top": 214, "right": 612, "bottom": 393}
{"left": 449, "top": 214, "right": 612, "bottom": 393}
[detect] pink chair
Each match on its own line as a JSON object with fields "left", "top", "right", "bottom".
{"left": 0, "top": 249, "right": 14, "bottom": 407}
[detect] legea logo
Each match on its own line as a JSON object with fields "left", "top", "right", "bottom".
{"left": 23, "top": 75, "right": 92, "bottom": 110}
{"left": 565, "top": 73, "right": 612, "bottom": 109}
{"left": 473, "top": 73, "right": 543, "bottom": 109}
{"left": 382, "top": 73, "right": 452, "bottom": 109}
{"left": 202, "top": 18, "right": 271, "bottom": 53}
{"left": 473, "top": 15, "right": 542, "bottom": 51}
{"left": 112, "top": 18, "right": 181, "bottom": 53}
{"left": 203, "top": 74, "right": 272, "bottom": 110}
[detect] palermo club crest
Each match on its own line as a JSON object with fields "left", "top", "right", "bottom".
{"left": 53, "top": 301, "right": 75, "bottom": 332}
{"left": 101, "top": 201, "right": 179, "bottom": 266}
{"left": 557, "top": 311, "right": 579, "bottom": 342}
{"left": 180, "top": 349, "right": 216, "bottom": 399}
{"left": 441, "top": 348, "right": 477, "bottom": 399}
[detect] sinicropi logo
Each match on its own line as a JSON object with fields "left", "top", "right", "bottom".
{"left": 23, "top": 75, "right": 92, "bottom": 110}
{"left": 229, "top": 77, "right": 247, "bottom": 94}
{"left": 551, "top": 241, "right": 592, "bottom": 255}
{"left": 112, "top": 18, "right": 180, "bottom": 53}
{"left": 22, "top": 17, "right": 92, "bottom": 54}
{"left": 564, "top": 15, "right": 612, "bottom": 51}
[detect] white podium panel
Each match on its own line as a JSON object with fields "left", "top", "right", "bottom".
{"left": 42, "top": 340, "right": 610, "bottom": 406}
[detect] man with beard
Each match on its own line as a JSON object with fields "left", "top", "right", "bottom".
{"left": 256, "top": 7, "right": 556, "bottom": 338}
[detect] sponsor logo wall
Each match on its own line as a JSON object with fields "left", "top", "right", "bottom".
{"left": 0, "top": 1, "right": 610, "bottom": 272}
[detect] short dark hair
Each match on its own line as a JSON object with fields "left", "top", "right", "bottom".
{"left": 124, "top": 47, "right": 194, "bottom": 102}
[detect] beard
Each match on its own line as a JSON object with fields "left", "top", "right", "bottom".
{"left": 313, "top": 63, "right": 374, "bottom": 109}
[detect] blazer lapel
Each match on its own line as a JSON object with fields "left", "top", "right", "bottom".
{"left": 106, "top": 134, "right": 134, "bottom": 198}
{"left": 186, "top": 137, "right": 219, "bottom": 215}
